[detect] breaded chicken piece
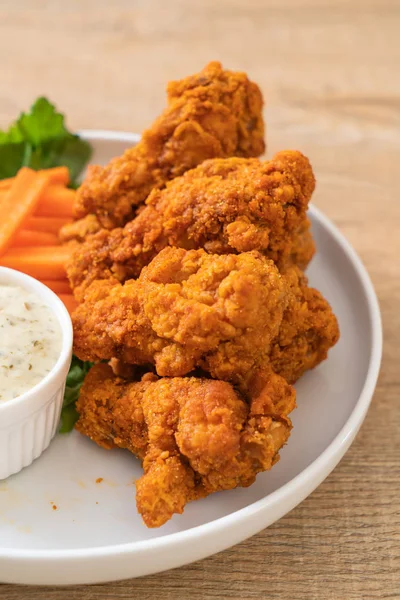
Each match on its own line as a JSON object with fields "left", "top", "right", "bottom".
{"left": 75, "top": 363, "right": 295, "bottom": 527}
{"left": 68, "top": 151, "right": 315, "bottom": 300}
{"left": 72, "top": 248, "right": 288, "bottom": 389}
{"left": 74, "top": 61, "right": 265, "bottom": 228}
{"left": 270, "top": 266, "right": 340, "bottom": 383}
{"left": 72, "top": 247, "right": 339, "bottom": 387}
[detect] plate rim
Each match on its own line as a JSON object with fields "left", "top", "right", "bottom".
{"left": 0, "top": 129, "right": 383, "bottom": 564}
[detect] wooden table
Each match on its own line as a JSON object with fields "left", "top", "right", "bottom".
{"left": 0, "top": 1, "right": 399, "bottom": 598}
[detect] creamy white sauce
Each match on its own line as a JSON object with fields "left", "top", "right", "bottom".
{"left": 0, "top": 284, "right": 62, "bottom": 403}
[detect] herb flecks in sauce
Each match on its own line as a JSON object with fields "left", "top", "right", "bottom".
{"left": 0, "top": 285, "right": 62, "bottom": 403}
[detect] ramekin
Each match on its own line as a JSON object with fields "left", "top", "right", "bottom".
{"left": 0, "top": 267, "right": 73, "bottom": 479}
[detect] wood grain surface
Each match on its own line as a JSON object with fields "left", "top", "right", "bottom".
{"left": 0, "top": 1, "right": 399, "bottom": 598}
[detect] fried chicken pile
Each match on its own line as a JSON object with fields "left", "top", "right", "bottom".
{"left": 69, "top": 62, "right": 340, "bottom": 528}
{"left": 76, "top": 363, "right": 295, "bottom": 527}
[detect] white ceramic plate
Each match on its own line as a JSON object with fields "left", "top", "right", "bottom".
{"left": 0, "top": 131, "right": 382, "bottom": 586}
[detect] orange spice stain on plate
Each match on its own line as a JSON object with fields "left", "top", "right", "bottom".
{"left": 0, "top": 485, "right": 30, "bottom": 509}
{"left": 95, "top": 478, "right": 103, "bottom": 484}
{"left": 0, "top": 515, "right": 31, "bottom": 534}
{"left": 17, "top": 525, "right": 31, "bottom": 534}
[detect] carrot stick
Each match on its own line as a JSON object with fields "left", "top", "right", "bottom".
{"left": 24, "top": 216, "right": 73, "bottom": 235}
{"left": 58, "top": 294, "right": 78, "bottom": 315}
{"left": 0, "top": 246, "right": 72, "bottom": 280}
{"left": 0, "top": 168, "right": 50, "bottom": 255}
{"left": 0, "top": 166, "right": 70, "bottom": 190}
{"left": 41, "top": 166, "right": 70, "bottom": 186}
{"left": 35, "top": 185, "right": 76, "bottom": 218}
{"left": 12, "top": 229, "right": 59, "bottom": 247}
{"left": 40, "top": 280, "right": 71, "bottom": 294}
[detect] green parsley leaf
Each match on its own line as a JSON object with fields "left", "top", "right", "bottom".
{"left": 59, "top": 356, "right": 93, "bottom": 433}
{"left": 59, "top": 404, "right": 80, "bottom": 435}
{"left": 0, "top": 97, "right": 91, "bottom": 186}
{"left": 0, "top": 143, "right": 27, "bottom": 179}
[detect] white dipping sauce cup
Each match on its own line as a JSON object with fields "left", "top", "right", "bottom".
{"left": 0, "top": 267, "right": 73, "bottom": 479}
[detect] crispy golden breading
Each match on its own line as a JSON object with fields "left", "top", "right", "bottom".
{"left": 72, "top": 248, "right": 288, "bottom": 389}
{"left": 270, "top": 266, "right": 340, "bottom": 383}
{"left": 67, "top": 151, "right": 315, "bottom": 300}
{"left": 74, "top": 61, "right": 265, "bottom": 228}
{"left": 75, "top": 363, "right": 295, "bottom": 527}
{"left": 286, "top": 217, "right": 315, "bottom": 271}
{"left": 59, "top": 214, "right": 102, "bottom": 244}
{"left": 67, "top": 228, "right": 117, "bottom": 300}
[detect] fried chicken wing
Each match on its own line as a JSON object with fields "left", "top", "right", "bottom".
{"left": 74, "top": 61, "right": 265, "bottom": 228}
{"left": 72, "top": 248, "right": 288, "bottom": 389}
{"left": 68, "top": 151, "right": 315, "bottom": 300}
{"left": 75, "top": 363, "right": 295, "bottom": 527}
